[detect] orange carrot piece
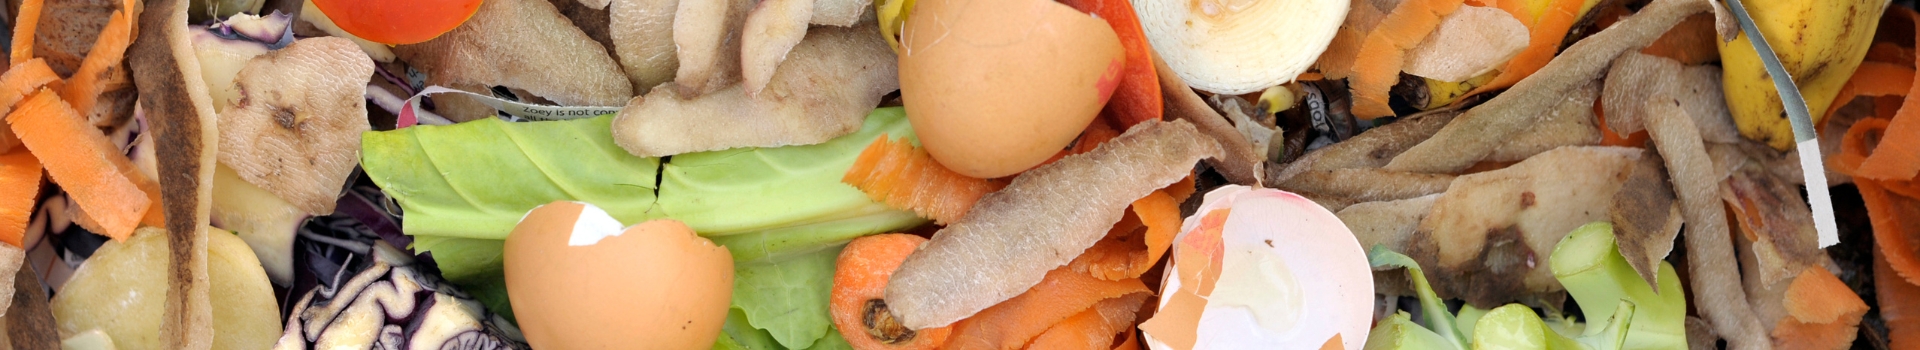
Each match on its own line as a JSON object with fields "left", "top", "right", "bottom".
{"left": 1769, "top": 319, "right": 1859, "bottom": 350}
{"left": 1469, "top": 0, "right": 1587, "bottom": 97}
{"left": 1866, "top": 41, "right": 1916, "bottom": 65}
{"left": 1349, "top": 0, "right": 1465, "bottom": 119}
{"left": 1112, "top": 326, "right": 1139, "bottom": 350}
{"left": 1848, "top": 62, "right": 1915, "bottom": 97}
{"left": 11, "top": 0, "right": 45, "bottom": 66}
{"left": 1058, "top": 0, "right": 1162, "bottom": 128}
{"left": 1877, "top": 247, "right": 1920, "bottom": 349}
{"left": 1639, "top": 13, "right": 1719, "bottom": 65}
{"left": 59, "top": 8, "right": 135, "bottom": 117}
{"left": 843, "top": 136, "right": 1008, "bottom": 225}
{"left": 0, "top": 59, "right": 61, "bottom": 116}
{"left": 1882, "top": 178, "right": 1920, "bottom": 199}
{"left": 0, "top": 59, "right": 62, "bottom": 153}
{"left": 1025, "top": 293, "right": 1149, "bottom": 350}
{"left": 1858, "top": 177, "right": 1920, "bottom": 287}
{"left": 1069, "top": 190, "right": 1180, "bottom": 280}
{"left": 1833, "top": 118, "right": 1888, "bottom": 176}
{"left": 0, "top": 150, "right": 41, "bottom": 248}
{"left": 943, "top": 268, "right": 1150, "bottom": 350}
{"left": 1781, "top": 267, "right": 1868, "bottom": 324}
{"left": 832, "top": 234, "right": 951, "bottom": 350}
{"left": 5, "top": 89, "right": 148, "bottom": 240}
{"left": 1163, "top": 175, "right": 1196, "bottom": 204}
{"left": 1857, "top": 9, "right": 1920, "bottom": 181}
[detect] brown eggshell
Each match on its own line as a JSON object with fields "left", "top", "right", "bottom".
{"left": 898, "top": 0, "right": 1126, "bottom": 178}
{"left": 505, "top": 201, "right": 734, "bottom": 350}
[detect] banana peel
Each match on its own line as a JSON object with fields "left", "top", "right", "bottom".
{"left": 1718, "top": 0, "right": 1889, "bottom": 150}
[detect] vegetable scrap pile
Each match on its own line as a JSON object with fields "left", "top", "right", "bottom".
{"left": 0, "top": 0, "right": 1911, "bottom": 348}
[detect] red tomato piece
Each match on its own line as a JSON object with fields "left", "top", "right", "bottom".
{"left": 310, "top": 0, "right": 483, "bottom": 45}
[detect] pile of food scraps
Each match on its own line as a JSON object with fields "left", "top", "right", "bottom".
{"left": 0, "top": 0, "right": 1909, "bottom": 348}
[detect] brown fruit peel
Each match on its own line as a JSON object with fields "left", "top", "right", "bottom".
{"left": 128, "top": 0, "right": 217, "bottom": 346}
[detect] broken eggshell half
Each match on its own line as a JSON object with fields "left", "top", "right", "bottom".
{"left": 504, "top": 201, "right": 733, "bottom": 350}
{"left": 1140, "top": 185, "right": 1372, "bottom": 350}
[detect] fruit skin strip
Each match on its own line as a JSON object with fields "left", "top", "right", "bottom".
{"left": 395, "top": 86, "right": 625, "bottom": 128}
{"left": 1722, "top": 0, "right": 1841, "bottom": 247}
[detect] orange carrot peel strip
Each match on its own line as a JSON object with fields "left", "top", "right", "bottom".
{"left": 0, "top": 59, "right": 63, "bottom": 153}
{"left": 942, "top": 268, "right": 1150, "bottom": 350}
{"left": 5, "top": 89, "right": 149, "bottom": 240}
{"left": 1025, "top": 293, "right": 1150, "bottom": 350}
{"left": 1877, "top": 248, "right": 1920, "bottom": 349}
{"left": 1856, "top": 9, "right": 1920, "bottom": 181}
{"left": 59, "top": 6, "right": 137, "bottom": 118}
{"left": 1068, "top": 189, "right": 1181, "bottom": 281}
{"left": 11, "top": 0, "right": 45, "bottom": 67}
{"left": 1348, "top": 0, "right": 1467, "bottom": 119}
{"left": 843, "top": 136, "right": 1008, "bottom": 225}
{"left": 0, "top": 150, "right": 42, "bottom": 248}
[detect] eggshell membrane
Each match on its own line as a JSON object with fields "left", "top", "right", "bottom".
{"left": 898, "top": 0, "right": 1126, "bottom": 178}
{"left": 1143, "top": 186, "right": 1373, "bottom": 350}
{"left": 504, "top": 201, "right": 734, "bottom": 350}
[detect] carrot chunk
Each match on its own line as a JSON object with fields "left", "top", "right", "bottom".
{"left": 831, "top": 234, "right": 951, "bottom": 350}
{"left": 0, "top": 150, "right": 41, "bottom": 248}
{"left": 5, "top": 89, "right": 148, "bottom": 240}
{"left": 843, "top": 136, "right": 1008, "bottom": 225}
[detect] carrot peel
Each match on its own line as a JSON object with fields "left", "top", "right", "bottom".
{"left": 5, "top": 89, "right": 148, "bottom": 240}
{"left": 942, "top": 268, "right": 1149, "bottom": 350}
{"left": 11, "top": 0, "right": 46, "bottom": 67}
{"left": 59, "top": 7, "right": 137, "bottom": 120}
{"left": 843, "top": 136, "right": 1007, "bottom": 225}
{"left": 0, "top": 150, "right": 42, "bottom": 248}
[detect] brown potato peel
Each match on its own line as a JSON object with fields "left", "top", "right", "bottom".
{"left": 128, "top": 0, "right": 217, "bottom": 347}
{"left": 884, "top": 119, "right": 1222, "bottom": 330}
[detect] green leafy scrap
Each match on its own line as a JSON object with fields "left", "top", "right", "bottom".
{"left": 362, "top": 116, "right": 662, "bottom": 241}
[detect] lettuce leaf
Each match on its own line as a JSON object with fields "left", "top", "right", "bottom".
{"left": 732, "top": 244, "right": 844, "bottom": 349}
{"left": 362, "top": 116, "right": 662, "bottom": 241}
{"left": 659, "top": 107, "right": 919, "bottom": 236}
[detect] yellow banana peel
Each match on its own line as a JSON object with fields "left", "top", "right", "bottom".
{"left": 1718, "top": 0, "right": 1888, "bottom": 150}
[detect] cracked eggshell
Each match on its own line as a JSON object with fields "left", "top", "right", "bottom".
{"left": 504, "top": 201, "right": 733, "bottom": 350}
{"left": 1133, "top": 0, "right": 1347, "bottom": 95}
{"left": 1141, "top": 185, "right": 1372, "bottom": 350}
{"left": 898, "top": 0, "right": 1126, "bottom": 178}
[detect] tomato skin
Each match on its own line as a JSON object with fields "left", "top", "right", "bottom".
{"left": 310, "top": 0, "right": 483, "bottom": 45}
